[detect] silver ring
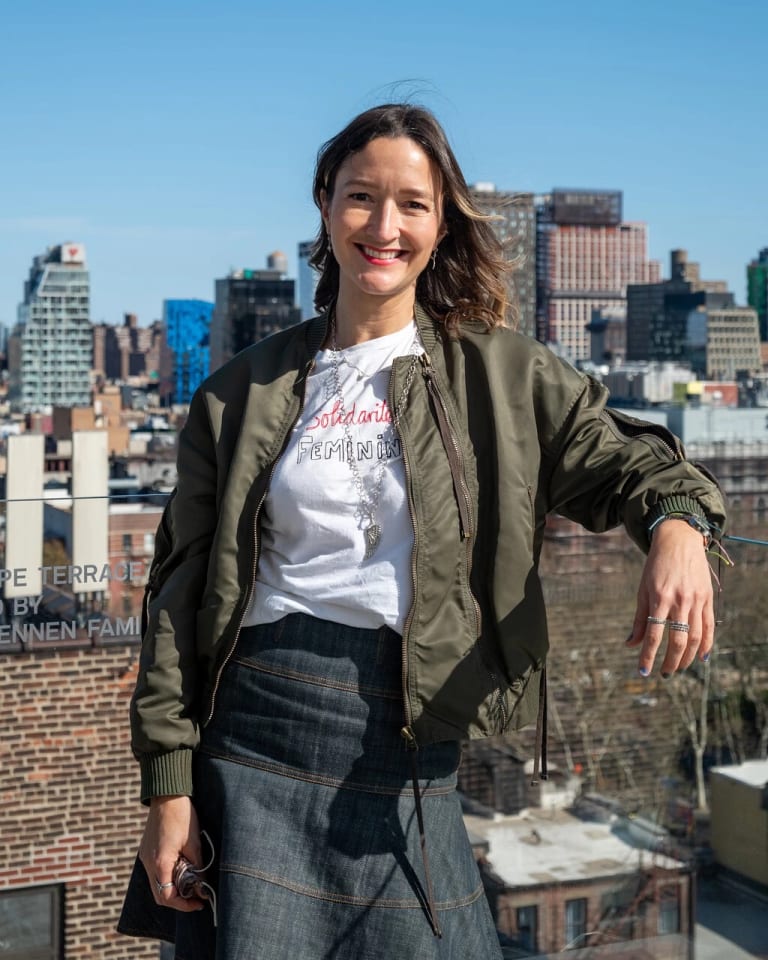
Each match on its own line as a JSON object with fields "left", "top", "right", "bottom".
{"left": 155, "top": 879, "right": 175, "bottom": 893}
{"left": 646, "top": 616, "right": 668, "bottom": 625}
{"left": 668, "top": 621, "right": 690, "bottom": 633}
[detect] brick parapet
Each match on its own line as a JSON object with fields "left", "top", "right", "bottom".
{"left": 0, "top": 645, "right": 158, "bottom": 958}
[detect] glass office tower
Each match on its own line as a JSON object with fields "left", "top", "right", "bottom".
{"left": 162, "top": 299, "right": 214, "bottom": 404}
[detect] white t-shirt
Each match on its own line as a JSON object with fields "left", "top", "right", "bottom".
{"left": 244, "top": 321, "right": 423, "bottom": 634}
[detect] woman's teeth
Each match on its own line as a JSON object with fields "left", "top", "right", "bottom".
{"left": 361, "top": 246, "right": 401, "bottom": 260}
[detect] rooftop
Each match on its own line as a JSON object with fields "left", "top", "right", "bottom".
{"left": 465, "top": 807, "right": 684, "bottom": 889}
{"left": 710, "top": 759, "right": 768, "bottom": 788}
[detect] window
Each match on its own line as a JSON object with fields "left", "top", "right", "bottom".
{"left": 565, "top": 897, "right": 588, "bottom": 948}
{"left": 0, "top": 885, "right": 63, "bottom": 959}
{"left": 658, "top": 886, "right": 680, "bottom": 935}
{"left": 517, "top": 904, "right": 538, "bottom": 952}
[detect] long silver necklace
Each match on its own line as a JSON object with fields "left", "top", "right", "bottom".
{"left": 329, "top": 319, "right": 421, "bottom": 560}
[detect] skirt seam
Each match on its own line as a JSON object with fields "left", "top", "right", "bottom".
{"left": 219, "top": 863, "right": 486, "bottom": 911}
{"left": 231, "top": 654, "right": 402, "bottom": 700}
{"left": 198, "top": 747, "right": 456, "bottom": 798}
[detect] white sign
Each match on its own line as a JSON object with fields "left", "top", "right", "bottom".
{"left": 61, "top": 242, "right": 86, "bottom": 264}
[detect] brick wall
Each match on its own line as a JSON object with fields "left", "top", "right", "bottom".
{"left": 492, "top": 869, "right": 692, "bottom": 957}
{"left": 0, "top": 644, "right": 159, "bottom": 958}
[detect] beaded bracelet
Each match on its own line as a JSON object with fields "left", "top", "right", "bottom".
{"left": 647, "top": 512, "right": 713, "bottom": 549}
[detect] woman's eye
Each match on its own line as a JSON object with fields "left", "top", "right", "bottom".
{"left": 349, "top": 192, "right": 370, "bottom": 202}
{"left": 406, "top": 200, "right": 429, "bottom": 211}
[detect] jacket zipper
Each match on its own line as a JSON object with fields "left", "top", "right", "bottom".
{"left": 396, "top": 356, "right": 418, "bottom": 743}
{"left": 399, "top": 353, "right": 486, "bottom": 743}
{"left": 604, "top": 410, "right": 682, "bottom": 460}
{"left": 420, "top": 353, "right": 481, "bottom": 636}
{"left": 421, "top": 354, "right": 473, "bottom": 539}
{"left": 422, "top": 353, "right": 508, "bottom": 732}
{"left": 205, "top": 360, "right": 314, "bottom": 726}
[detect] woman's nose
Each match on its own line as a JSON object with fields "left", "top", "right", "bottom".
{"left": 367, "top": 200, "right": 399, "bottom": 241}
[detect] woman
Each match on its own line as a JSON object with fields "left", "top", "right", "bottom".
{"left": 123, "top": 104, "right": 726, "bottom": 959}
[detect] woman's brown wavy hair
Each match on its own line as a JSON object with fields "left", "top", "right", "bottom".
{"left": 310, "top": 103, "right": 512, "bottom": 335}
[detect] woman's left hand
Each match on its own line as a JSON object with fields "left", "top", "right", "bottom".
{"left": 626, "top": 519, "right": 715, "bottom": 677}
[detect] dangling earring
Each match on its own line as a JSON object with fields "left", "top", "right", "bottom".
{"left": 430, "top": 248, "right": 437, "bottom": 270}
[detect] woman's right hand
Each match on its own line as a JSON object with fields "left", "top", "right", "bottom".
{"left": 139, "top": 795, "right": 205, "bottom": 911}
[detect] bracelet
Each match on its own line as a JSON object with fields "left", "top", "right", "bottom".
{"left": 648, "top": 512, "right": 713, "bottom": 549}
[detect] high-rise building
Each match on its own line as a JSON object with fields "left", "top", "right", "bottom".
{"left": 626, "top": 250, "right": 732, "bottom": 365}
{"left": 626, "top": 250, "right": 761, "bottom": 380}
{"left": 747, "top": 247, "right": 768, "bottom": 341}
{"left": 470, "top": 185, "right": 536, "bottom": 336}
{"left": 536, "top": 190, "right": 660, "bottom": 362}
{"left": 585, "top": 304, "right": 627, "bottom": 366}
{"left": 93, "top": 313, "right": 166, "bottom": 382}
{"left": 8, "top": 243, "right": 92, "bottom": 412}
{"left": 162, "top": 299, "right": 214, "bottom": 404}
{"left": 689, "top": 305, "right": 761, "bottom": 380}
{"left": 210, "top": 261, "right": 301, "bottom": 370}
{"left": 297, "top": 240, "right": 319, "bottom": 320}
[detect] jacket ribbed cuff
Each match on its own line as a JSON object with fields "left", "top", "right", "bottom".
{"left": 139, "top": 749, "right": 194, "bottom": 805}
{"left": 645, "top": 496, "right": 710, "bottom": 546}
{"left": 646, "top": 495, "right": 708, "bottom": 525}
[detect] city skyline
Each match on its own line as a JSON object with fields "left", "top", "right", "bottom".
{"left": 1, "top": 1, "right": 766, "bottom": 328}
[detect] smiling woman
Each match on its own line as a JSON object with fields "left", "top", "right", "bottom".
{"left": 310, "top": 103, "right": 510, "bottom": 337}
{"left": 319, "top": 137, "right": 445, "bottom": 336}
{"left": 121, "top": 103, "right": 727, "bottom": 960}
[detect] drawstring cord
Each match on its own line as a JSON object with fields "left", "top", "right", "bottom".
{"left": 405, "top": 742, "right": 443, "bottom": 938}
{"left": 531, "top": 666, "right": 549, "bottom": 785}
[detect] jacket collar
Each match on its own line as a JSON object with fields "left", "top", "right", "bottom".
{"left": 414, "top": 302, "right": 441, "bottom": 355}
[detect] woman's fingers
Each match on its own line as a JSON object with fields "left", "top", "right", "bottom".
{"left": 139, "top": 796, "right": 205, "bottom": 911}
{"left": 630, "top": 519, "right": 714, "bottom": 677}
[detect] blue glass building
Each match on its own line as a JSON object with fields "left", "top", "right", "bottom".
{"left": 162, "top": 299, "right": 214, "bottom": 404}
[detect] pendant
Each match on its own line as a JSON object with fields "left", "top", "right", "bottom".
{"left": 363, "top": 523, "right": 382, "bottom": 560}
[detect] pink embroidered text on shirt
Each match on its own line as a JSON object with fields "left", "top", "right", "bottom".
{"left": 306, "top": 399, "right": 392, "bottom": 431}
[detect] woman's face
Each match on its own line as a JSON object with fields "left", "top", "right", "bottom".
{"left": 321, "top": 136, "right": 445, "bottom": 312}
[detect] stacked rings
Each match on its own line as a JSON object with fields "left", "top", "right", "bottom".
{"left": 155, "top": 879, "right": 175, "bottom": 893}
{"left": 646, "top": 615, "right": 690, "bottom": 633}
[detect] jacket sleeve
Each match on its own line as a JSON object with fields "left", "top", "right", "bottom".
{"left": 538, "top": 360, "right": 726, "bottom": 550}
{"left": 129, "top": 389, "right": 219, "bottom": 802}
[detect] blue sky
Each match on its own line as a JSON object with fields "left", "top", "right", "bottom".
{"left": 1, "top": 0, "right": 765, "bottom": 327}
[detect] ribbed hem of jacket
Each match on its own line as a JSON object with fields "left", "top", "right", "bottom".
{"left": 644, "top": 495, "right": 709, "bottom": 543}
{"left": 139, "top": 749, "right": 194, "bottom": 804}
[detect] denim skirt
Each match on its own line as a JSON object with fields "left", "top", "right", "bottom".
{"left": 173, "top": 613, "right": 502, "bottom": 960}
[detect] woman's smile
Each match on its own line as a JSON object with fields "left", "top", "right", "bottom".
{"left": 357, "top": 244, "right": 407, "bottom": 263}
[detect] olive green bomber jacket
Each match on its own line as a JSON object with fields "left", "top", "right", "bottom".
{"left": 131, "top": 306, "right": 727, "bottom": 801}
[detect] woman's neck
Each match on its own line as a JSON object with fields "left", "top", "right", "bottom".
{"left": 332, "top": 291, "right": 416, "bottom": 348}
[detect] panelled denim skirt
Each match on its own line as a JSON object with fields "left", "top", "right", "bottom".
{"left": 173, "top": 613, "right": 502, "bottom": 960}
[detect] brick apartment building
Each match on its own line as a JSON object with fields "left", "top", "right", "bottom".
{"left": 471, "top": 806, "right": 694, "bottom": 958}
